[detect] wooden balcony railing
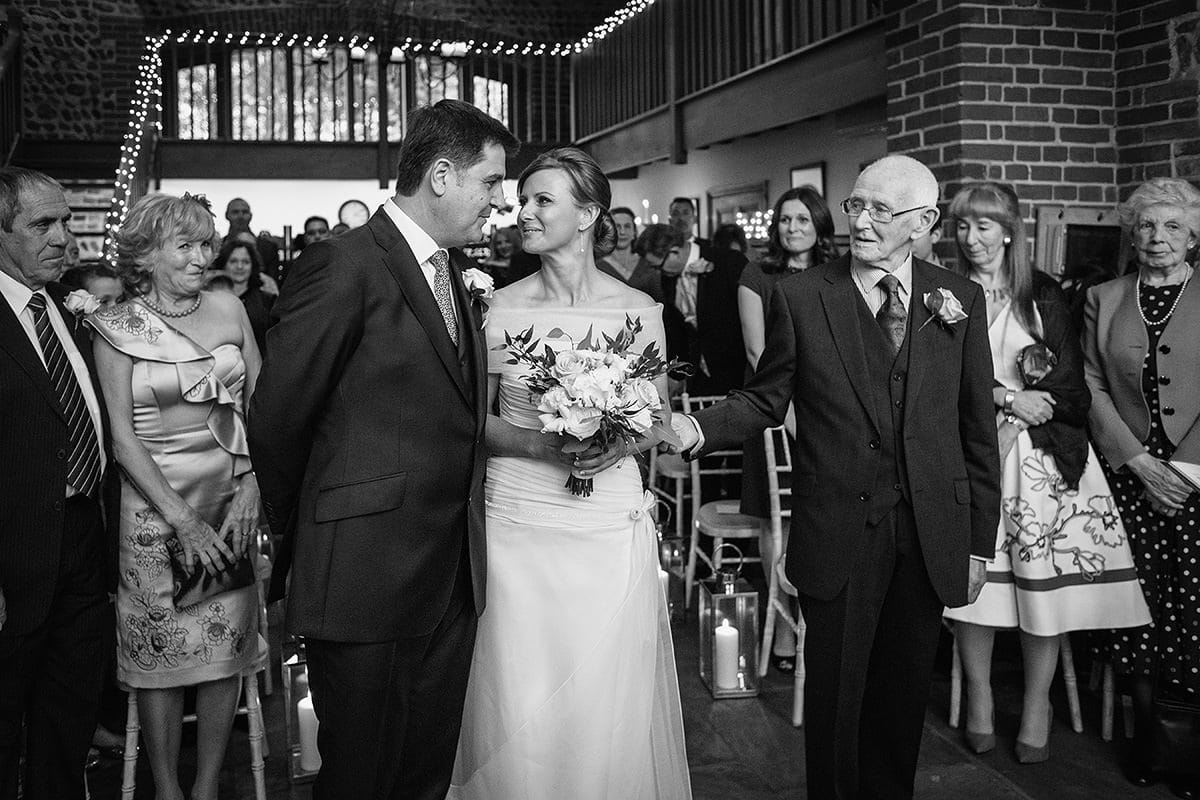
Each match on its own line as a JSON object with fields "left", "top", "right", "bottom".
{"left": 574, "top": 0, "right": 884, "bottom": 141}
{"left": 0, "top": 10, "right": 22, "bottom": 165}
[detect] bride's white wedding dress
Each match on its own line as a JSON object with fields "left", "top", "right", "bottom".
{"left": 448, "top": 304, "right": 692, "bottom": 800}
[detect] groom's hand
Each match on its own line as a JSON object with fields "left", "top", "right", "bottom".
{"left": 966, "top": 559, "right": 988, "bottom": 604}
{"left": 666, "top": 415, "right": 700, "bottom": 455}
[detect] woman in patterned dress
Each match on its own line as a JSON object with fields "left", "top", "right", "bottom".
{"left": 89, "top": 193, "right": 265, "bottom": 800}
{"left": 1083, "top": 177, "right": 1200, "bottom": 796}
{"left": 943, "top": 182, "right": 1149, "bottom": 763}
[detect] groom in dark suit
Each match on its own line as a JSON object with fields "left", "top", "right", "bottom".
{"left": 673, "top": 155, "right": 1001, "bottom": 799}
{"left": 249, "top": 100, "right": 518, "bottom": 800}
{"left": 0, "top": 168, "right": 114, "bottom": 800}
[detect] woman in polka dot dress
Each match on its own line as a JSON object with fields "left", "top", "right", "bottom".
{"left": 1083, "top": 177, "right": 1200, "bottom": 797}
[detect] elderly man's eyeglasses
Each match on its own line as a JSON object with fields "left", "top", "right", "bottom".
{"left": 841, "top": 198, "right": 926, "bottom": 224}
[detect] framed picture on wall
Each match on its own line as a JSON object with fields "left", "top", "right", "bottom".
{"left": 790, "top": 162, "right": 826, "bottom": 196}
{"left": 707, "top": 182, "right": 767, "bottom": 240}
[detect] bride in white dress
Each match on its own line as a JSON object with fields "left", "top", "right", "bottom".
{"left": 448, "top": 148, "right": 691, "bottom": 800}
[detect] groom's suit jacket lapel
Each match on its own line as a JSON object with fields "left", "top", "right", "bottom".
{"left": 448, "top": 250, "right": 489, "bottom": 438}
{"left": 370, "top": 210, "right": 473, "bottom": 407}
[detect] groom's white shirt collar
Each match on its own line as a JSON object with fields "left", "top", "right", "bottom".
{"left": 851, "top": 253, "right": 913, "bottom": 316}
{"left": 383, "top": 199, "right": 448, "bottom": 296}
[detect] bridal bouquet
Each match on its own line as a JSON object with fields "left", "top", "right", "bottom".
{"left": 496, "top": 315, "right": 688, "bottom": 497}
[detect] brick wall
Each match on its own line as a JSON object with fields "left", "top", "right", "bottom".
{"left": 1114, "top": 0, "right": 1200, "bottom": 195}
{"left": 886, "top": 0, "right": 1119, "bottom": 254}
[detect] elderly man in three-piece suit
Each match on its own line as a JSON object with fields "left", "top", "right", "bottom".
{"left": 674, "top": 155, "right": 1001, "bottom": 799}
{"left": 0, "top": 167, "right": 114, "bottom": 800}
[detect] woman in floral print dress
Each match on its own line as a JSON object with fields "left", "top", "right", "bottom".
{"left": 89, "top": 193, "right": 265, "bottom": 800}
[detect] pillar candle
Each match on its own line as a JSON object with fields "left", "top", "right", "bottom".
{"left": 714, "top": 618, "right": 740, "bottom": 690}
{"left": 297, "top": 695, "right": 322, "bottom": 772}
{"left": 658, "top": 568, "right": 670, "bottom": 605}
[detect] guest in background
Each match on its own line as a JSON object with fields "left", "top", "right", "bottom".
{"left": 90, "top": 192, "right": 265, "bottom": 800}
{"left": 662, "top": 196, "right": 747, "bottom": 396}
{"left": 61, "top": 264, "right": 125, "bottom": 308}
{"left": 942, "top": 182, "right": 1149, "bottom": 764}
{"left": 482, "top": 225, "right": 524, "bottom": 288}
{"left": 63, "top": 232, "right": 82, "bottom": 272}
{"left": 737, "top": 185, "right": 839, "bottom": 672}
{"left": 331, "top": 222, "right": 350, "bottom": 236}
{"left": 0, "top": 167, "right": 113, "bottom": 800}
{"left": 912, "top": 222, "right": 943, "bottom": 268}
{"left": 712, "top": 222, "right": 749, "bottom": 255}
{"left": 597, "top": 206, "right": 639, "bottom": 280}
{"left": 211, "top": 238, "right": 275, "bottom": 355}
{"left": 1083, "top": 177, "right": 1200, "bottom": 796}
{"left": 303, "top": 215, "right": 330, "bottom": 247}
{"left": 205, "top": 273, "right": 236, "bottom": 294}
{"left": 599, "top": 221, "right": 675, "bottom": 303}
{"left": 223, "top": 197, "right": 281, "bottom": 286}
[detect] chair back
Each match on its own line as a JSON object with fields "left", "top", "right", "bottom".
{"left": 681, "top": 393, "right": 744, "bottom": 515}
{"left": 763, "top": 424, "right": 792, "bottom": 581}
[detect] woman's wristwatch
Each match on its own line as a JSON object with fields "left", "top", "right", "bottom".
{"left": 1003, "top": 389, "right": 1018, "bottom": 424}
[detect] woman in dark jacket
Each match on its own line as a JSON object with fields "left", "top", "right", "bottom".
{"left": 211, "top": 238, "right": 274, "bottom": 355}
{"left": 942, "top": 182, "right": 1149, "bottom": 763}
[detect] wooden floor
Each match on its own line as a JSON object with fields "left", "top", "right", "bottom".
{"left": 87, "top": 604, "right": 1174, "bottom": 799}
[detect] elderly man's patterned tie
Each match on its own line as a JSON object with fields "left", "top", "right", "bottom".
{"left": 27, "top": 292, "right": 103, "bottom": 497}
{"left": 429, "top": 249, "right": 459, "bottom": 346}
{"left": 875, "top": 274, "right": 907, "bottom": 357}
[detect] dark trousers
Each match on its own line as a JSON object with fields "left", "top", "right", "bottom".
{"left": 799, "top": 501, "right": 944, "bottom": 800}
{"left": 306, "top": 558, "right": 477, "bottom": 800}
{"left": 0, "top": 494, "right": 111, "bottom": 800}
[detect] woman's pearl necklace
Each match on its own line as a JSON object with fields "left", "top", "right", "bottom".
{"left": 141, "top": 292, "right": 202, "bottom": 318}
{"left": 1136, "top": 266, "right": 1192, "bottom": 327}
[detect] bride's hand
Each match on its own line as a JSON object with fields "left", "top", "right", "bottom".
{"left": 567, "top": 438, "right": 632, "bottom": 477}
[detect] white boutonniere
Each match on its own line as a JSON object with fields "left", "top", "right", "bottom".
{"left": 918, "top": 287, "right": 967, "bottom": 332}
{"left": 63, "top": 289, "right": 102, "bottom": 317}
{"left": 463, "top": 268, "right": 494, "bottom": 305}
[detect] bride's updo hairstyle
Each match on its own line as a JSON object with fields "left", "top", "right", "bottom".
{"left": 517, "top": 146, "right": 617, "bottom": 257}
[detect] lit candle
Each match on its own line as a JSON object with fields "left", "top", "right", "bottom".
{"left": 714, "top": 618, "right": 740, "bottom": 690}
{"left": 297, "top": 695, "right": 322, "bottom": 772}
{"left": 658, "top": 568, "right": 670, "bottom": 605}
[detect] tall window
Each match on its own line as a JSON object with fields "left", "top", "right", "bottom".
{"left": 473, "top": 75, "right": 510, "bottom": 127}
{"left": 413, "top": 56, "right": 461, "bottom": 107}
{"left": 175, "top": 63, "right": 217, "bottom": 140}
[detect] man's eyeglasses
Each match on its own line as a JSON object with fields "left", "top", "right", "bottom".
{"left": 841, "top": 198, "right": 926, "bottom": 224}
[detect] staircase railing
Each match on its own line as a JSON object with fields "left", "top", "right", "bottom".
{"left": 0, "top": 10, "right": 22, "bottom": 165}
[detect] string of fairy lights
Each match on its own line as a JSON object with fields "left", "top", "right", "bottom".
{"left": 104, "top": 0, "right": 657, "bottom": 257}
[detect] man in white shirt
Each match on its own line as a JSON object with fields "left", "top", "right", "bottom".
{"left": 672, "top": 155, "right": 1000, "bottom": 799}
{"left": 0, "top": 167, "right": 113, "bottom": 800}
{"left": 249, "top": 99, "right": 519, "bottom": 800}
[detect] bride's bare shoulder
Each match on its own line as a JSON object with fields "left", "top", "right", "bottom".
{"left": 488, "top": 277, "right": 538, "bottom": 310}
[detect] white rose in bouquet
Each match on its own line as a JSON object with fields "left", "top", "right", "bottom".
{"left": 553, "top": 350, "right": 591, "bottom": 379}
{"left": 561, "top": 372, "right": 615, "bottom": 409}
{"left": 557, "top": 404, "right": 603, "bottom": 439}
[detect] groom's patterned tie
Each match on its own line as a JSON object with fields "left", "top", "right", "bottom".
{"left": 430, "top": 249, "right": 459, "bottom": 346}
{"left": 27, "top": 292, "right": 103, "bottom": 497}
{"left": 875, "top": 274, "right": 907, "bottom": 357}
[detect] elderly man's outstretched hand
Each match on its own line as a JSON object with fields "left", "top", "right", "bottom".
{"left": 666, "top": 415, "right": 700, "bottom": 455}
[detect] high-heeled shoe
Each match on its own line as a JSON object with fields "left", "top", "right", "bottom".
{"left": 964, "top": 712, "right": 996, "bottom": 754}
{"left": 1015, "top": 708, "right": 1053, "bottom": 764}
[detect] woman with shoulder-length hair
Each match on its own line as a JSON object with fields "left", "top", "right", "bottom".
{"left": 942, "top": 181, "right": 1148, "bottom": 765}
{"left": 1083, "top": 177, "right": 1200, "bottom": 795}
{"left": 448, "top": 147, "right": 691, "bottom": 799}
{"left": 736, "top": 185, "right": 839, "bottom": 673}
{"left": 86, "top": 192, "right": 266, "bottom": 800}
{"left": 210, "top": 236, "right": 274, "bottom": 355}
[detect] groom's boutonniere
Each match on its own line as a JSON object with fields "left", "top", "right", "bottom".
{"left": 64, "top": 289, "right": 102, "bottom": 318}
{"left": 918, "top": 287, "right": 968, "bottom": 332}
{"left": 463, "top": 268, "right": 494, "bottom": 306}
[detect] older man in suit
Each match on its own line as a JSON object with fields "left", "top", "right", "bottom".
{"left": 673, "top": 155, "right": 1001, "bottom": 799}
{"left": 0, "top": 167, "right": 113, "bottom": 800}
{"left": 249, "top": 100, "right": 518, "bottom": 800}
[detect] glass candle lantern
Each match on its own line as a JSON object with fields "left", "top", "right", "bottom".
{"left": 657, "top": 533, "right": 686, "bottom": 627}
{"left": 698, "top": 546, "right": 759, "bottom": 698}
{"left": 281, "top": 637, "right": 321, "bottom": 782}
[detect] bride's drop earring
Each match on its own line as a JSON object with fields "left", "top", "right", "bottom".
{"left": 579, "top": 231, "right": 586, "bottom": 254}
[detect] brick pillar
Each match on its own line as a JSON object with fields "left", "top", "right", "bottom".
{"left": 1115, "top": 1, "right": 1200, "bottom": 195}
{"left": 885, "top": 0, "right": 1119, "bottom": 260}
